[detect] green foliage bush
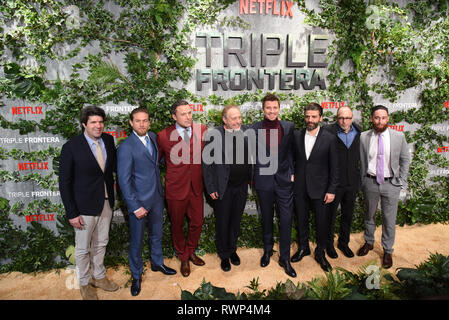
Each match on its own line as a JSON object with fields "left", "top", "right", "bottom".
{"left": 0, "top": 0, "right": 448, "bottom": 274}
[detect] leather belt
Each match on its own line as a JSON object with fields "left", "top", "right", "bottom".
{"left": 366, "top": 174, "right": 392, "bottom": 181}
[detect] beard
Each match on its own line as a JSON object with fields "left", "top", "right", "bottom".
{"left": 373, "top": 123, "right": 388, "bottom": 133}
{"left": 306, "top": 122, "right": 319, "bottom": 131}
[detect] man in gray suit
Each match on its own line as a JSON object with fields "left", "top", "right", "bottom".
{"left": 357, "top": 105, "right": 411, "bottom": 268}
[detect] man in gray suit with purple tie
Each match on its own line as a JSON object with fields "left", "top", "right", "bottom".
{"left": 117, "top": 107, "right": 176, "bottom": 297}
{"left": 357, "top": 105, "right": 410, "bottom": 269}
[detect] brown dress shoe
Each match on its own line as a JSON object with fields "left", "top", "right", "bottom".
{"left": 189, "top": 253, "right": 205, "bottom": 266}
{"left": 80, "top": 284, "right": 98, "bottom": 300}
{"left": 357, "top": 242, "right": 374, "bottom": 256}
{"left": 90, "top": 277, "right": 119, "bottom": 292}
{"left": 181, "top": 260, "right": 190, "bottom": 277}
{"left": 382, "top": 253, "right": 393, "bottom": 269}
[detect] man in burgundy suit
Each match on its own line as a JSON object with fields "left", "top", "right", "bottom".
{"left": 157, "top": 100, "right": 207, "bottom": 277}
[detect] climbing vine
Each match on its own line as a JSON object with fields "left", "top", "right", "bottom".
{"left": 0, "top": 0, "right": 448, "bottom": 273}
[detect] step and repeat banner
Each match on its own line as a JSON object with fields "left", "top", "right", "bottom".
{"left": 1, "top": 0, "right": 448, "bottom": 234}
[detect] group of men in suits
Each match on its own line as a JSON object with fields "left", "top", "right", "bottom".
{"left": 201, "top": 95, "right": 410, "bottom": 278}
{"left": 59, "top": 94, "right": 410, "bottom": 299}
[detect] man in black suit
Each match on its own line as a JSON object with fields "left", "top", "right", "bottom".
{"left": 59, "top": 106, "right": 118, "bottom": 300}
{"left": 202, "top": 105, "right": 252, "bottom": 272}
{"left": 292, "top": 102, "right": 338, "bottom": 272}
{"left": 324, "top": 106, "right": 361, "bottom": 259}
{"left": 252, "top": 93, "right": 296, "bottom": 277}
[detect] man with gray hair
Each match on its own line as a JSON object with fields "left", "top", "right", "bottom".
{"left": 202, "top": 105, "right": 252, "bottom": 272}
{"left": 357, "top": 105, "right": 410, "bottom": 268}
{"left": 324, "top": 106, "right": 361, "bottom": 259}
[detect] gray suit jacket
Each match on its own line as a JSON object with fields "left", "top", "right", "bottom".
{"left": 360, "top": 129, "right": 411, "bottom": 188}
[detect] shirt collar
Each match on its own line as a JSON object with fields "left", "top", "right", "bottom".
{"left": 84, "top": 132, "right": 103, "bottom": 146}
{"left": 175, "top": 123, "right": 191, "bottom": 132}
{"left": 133, "top": 130, "right": 148, "bottom": 143}
{"left": 337, "top": 124, "right": 355, "bottom": 134}
{"left": 306, "top": 126, "right": 320, "bottom": 137}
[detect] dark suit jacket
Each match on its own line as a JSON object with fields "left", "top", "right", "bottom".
{"left": 157, "top": 123, "right": 207, "bottom": 200}
{"left": 252, "top": 120, "right": 295, "bottom": 191}
{"left": 117, "top": 131, "right": 163, "bottom": 213}
{"left": 59, "top": 133, "right": 116, "bottom": 220}
{"left": 202, "top": 125, "right": 252, "bottom": 200}
{"left": 293, "top": 127, "right": 339, "bottom": 199}
{"left": 324, "top": 123, "right": 361, "bottom": 190}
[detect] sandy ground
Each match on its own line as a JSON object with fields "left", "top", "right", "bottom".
{"left": 1, "top": 223, "right": 448, "bottom": 300}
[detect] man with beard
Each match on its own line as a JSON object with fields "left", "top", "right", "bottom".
{"left": 357, "top": 105, "right": 410, "bottom": 269}
{"left": 292, "top": 103, "right": 338, "bottom": 272}
{"left": 117, "top": 107, "right": 176, "bottom": 297}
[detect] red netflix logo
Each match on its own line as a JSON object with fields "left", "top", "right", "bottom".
{"left": 437, "top": 146, "right": 449, "bottom": 153}
{"left": 239, "top": 0, "right": 294, "bottom": 18}
{"left": 105, "top": 131, "right": 127, "bottom": 138}
{"left": 11, "top": 106, "right": 43, "bottom": 115}
{"left": 444, "top": 101, "right": 449, "bottom": 109}
{"left": 18, "top": 162, "right": 48, "bottom": 171}
{"left": 26, "top": 214, "right": 55, "bottom": 222}
{"left": 190, "top": 104, "right": 204, "bottom": 112}
{"left": 389, "top": 124, "right": 404, "bottom": 132}
{"left": 321, "top": 101, "right": 345, "bottom": 109}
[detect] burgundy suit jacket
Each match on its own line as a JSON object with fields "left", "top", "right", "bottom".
{"left": 157, "top": 123, "right": 207, "bottom": 200}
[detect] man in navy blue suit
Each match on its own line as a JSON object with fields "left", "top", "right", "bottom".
{"left": 117, "top": 107, "right": 176, "bottom": 297}
{"left": 252, "top": 93, "right": 296, "bottom": 278}
{"left": 59, "top": 106, "right": 118, "bottom": 300}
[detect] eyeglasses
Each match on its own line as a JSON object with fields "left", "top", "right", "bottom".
{"left": 337, "top": 117, "right": 353, "bottom": 121}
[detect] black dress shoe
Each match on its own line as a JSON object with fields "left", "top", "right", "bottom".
{"left": 151, "top": 264, "right": 177, "bottom": 275}
{"left": 131, "top": 278, "right": 141, "bottom": 296}
{"left": 326, "top": 246, "right": 338, "bottom": 259}
{"left": 279, "top": 259, "right": 297, "bottom": 278}
{"left": 291, "top": 248, "right": 311, "bottom": 263}
{"left": 230, "top": 252, "right": 240, "bottom": 266}
{"left": 221, "top": 258, "right": 231, "bottom": 272}
{"left": 260, "top": 250, "right": 273, "bottom": 267}
{"left": 315, "top": 255, "right": 332, "bottom": 272}
{"left": 337, "top": 242, "right": 354, "bottom": 258}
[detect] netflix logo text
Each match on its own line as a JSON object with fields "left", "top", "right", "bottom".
{"left": 190, "top": 104, "right": 204, "bottom": 112}
{"left": 437, "top": 146, "right": 449, "bottom": 153}
{"left": 105, "top": 131, "right": 127, "bottom": 138}
{"left": 25, "top": 214, "right": 55, "bottom": 223}
{"left": 321, "top": 101, "right": 345, "bottom": 109}
{"left": 18, "top": 162, "right": 49, "bottom": 171}
{"left": 11, "top": 106, "right": 44, "bottom": 115}
{"left": 239, "top": 0, "right": 294, "bottom": 18}
{"left": 389, "top": 124, "right": 405, "bottom": 132}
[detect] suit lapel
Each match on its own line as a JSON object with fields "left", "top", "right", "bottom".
{"left": 308, "top": 127, "right": 324, "bottom": 161}
{"left": 131, "top": 132, "right": 155, "bottom": 163}
{"left": 81, "top": 134, "right": 104, "bottom": 173}
{"left": 298, "top": 129, "right": 307, "bottom": 161}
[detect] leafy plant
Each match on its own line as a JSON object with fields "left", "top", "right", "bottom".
{"left": 395, "top": 252, "right": 449, "bottom": 299}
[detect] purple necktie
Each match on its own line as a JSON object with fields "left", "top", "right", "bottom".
{"left": 376, "top": 133, "right": 384, "bottom": 185}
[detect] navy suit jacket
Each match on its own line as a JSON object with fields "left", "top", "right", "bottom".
{"left": 252, "top": 120, "right": 295, "bottom": 191}
{"left": 117, "top": 131, "right": 163, "bottom": 213}
{"left": 59, "top": 132, "right": 116, "bottom": 220}
{"left": 293, "top": 127, "right": 339, "bottom": 199}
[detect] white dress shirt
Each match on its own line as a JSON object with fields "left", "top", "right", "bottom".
{"left": 367, "top": 128, "right": 391, "bottom": 178}
{"left": 133, "top": 130, "right": 149, "bottom": 147}
{"left": 304, "top": 127, "right": 320, "bottom": 160}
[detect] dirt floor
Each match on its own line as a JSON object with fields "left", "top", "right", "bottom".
{"left": 1, "top": 223, "right": 448, "bottom": 300}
